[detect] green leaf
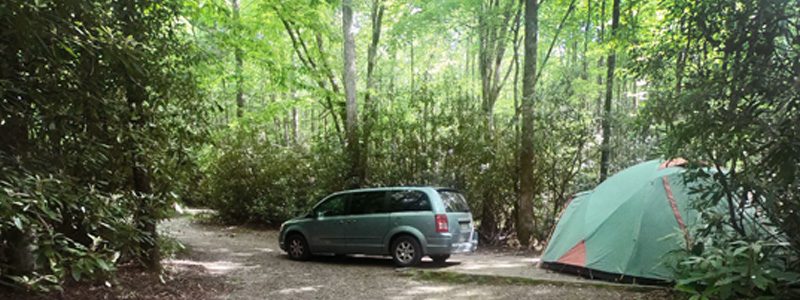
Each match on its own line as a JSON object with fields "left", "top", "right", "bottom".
{"left": 96, "top": 258, "right": 112, "bottom": 271}
{"left": 12, "top": 216, "right": 23, "bottom": 230}
{"left": 752, "top": 275, "right": 771, "bottom": 291}
{"left": 43, "top": 275, "right": 59, "bottom": 284}
{"left": 713, "top": 275, "right": 742, "bottom": 287}
{"left": 732, "top": 245, "right": 747, "bottom": 257}
{"left": 772, "top": 271, "right": 800, "bottom": 283}
{"left": 59, "top": 42, "right": 78, "bottom": 58}
{"left": 677, "top": 276, "right": 708, "bottom": 286}
{"left": 71, "top": 266, "right": 82, "bottom": 282}
{"left": 675, "top": 284, "right": 698, "bottom": 293}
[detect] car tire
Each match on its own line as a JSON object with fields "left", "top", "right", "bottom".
{"left": 431, "top": 254, "right": 450, "bottom": 265}
{"left": 286, "top": 234, "right": 311, "bottom": 261}
{"left": 391, "top": 235, "right": 422, "bottom": 267}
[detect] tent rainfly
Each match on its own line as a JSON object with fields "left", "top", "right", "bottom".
{"left": 540, "top": 159, "right": 704, "bottom": 283}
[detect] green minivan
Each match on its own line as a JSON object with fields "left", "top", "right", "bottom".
{"left": 279, "top": 187, "right": 477, "bottom": 267}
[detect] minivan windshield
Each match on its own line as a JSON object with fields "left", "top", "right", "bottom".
{"left": 438, "top": 190, "right": 470, "bottom": 212}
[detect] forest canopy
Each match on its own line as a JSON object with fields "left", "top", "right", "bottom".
{"left": 1, "top": 0, "right": 798, "bottom": 298}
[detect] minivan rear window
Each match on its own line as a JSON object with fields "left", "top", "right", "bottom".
{"left": 438, "top": 190, "right": 470, "bottom": 212}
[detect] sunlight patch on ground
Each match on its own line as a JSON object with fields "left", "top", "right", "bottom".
{"left": 274, "top": 285, "right": 324, "bottom": 295}
{"left": 385, "top": 285, "right": 461, "bottom": 300}
{"left": 183, "top": 208, "right": 215, "bottom": 215}
{"left": 403, "top": 285, "right": 454, "bottom": 295}
{"left": 459, "top": 261, "right": 526, "bottom": 270}
{"left": 168, "top": 259, "right": 259, "bottom": 275}
{"left": 207, "top": 247, "right": 231, "bottom": 253}
{"left": 453, "top": 289, "right": 491, "bottom": 297}
{"left": 456, "top": 257, "right": 541, "bottom": 271}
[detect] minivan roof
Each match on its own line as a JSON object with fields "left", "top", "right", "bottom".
{"left": 330, "top": 186, "right": 461, "bottom": 193}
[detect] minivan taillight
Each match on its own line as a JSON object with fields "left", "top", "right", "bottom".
{"left": 435, "top": 214, "right": 449, "bottom": 233}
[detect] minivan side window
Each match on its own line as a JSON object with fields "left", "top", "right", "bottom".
{"left": 438, "top": 190, "right": 470, "bottom": 212}
{"left": 315, "top": 194, "right": 348, "bottom": 217}
{"left": 388, "top": 190, "right": 431, "bottom": 212}
{"left": 349, "top": 191, "right": 386, "bottom": 215}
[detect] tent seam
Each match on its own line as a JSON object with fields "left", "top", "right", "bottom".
{"left": 662, "top": 177, "right": 692, "bottom": 248}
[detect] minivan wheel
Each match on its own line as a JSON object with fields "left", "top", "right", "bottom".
{"left": 431, "top": 254, "right": 450, "bottom": 265}
{"left": 286, "top": 234, "right": 311, "bottom": 261}
{"left": 391, "top": 235, "right": 422, "bottom": 267}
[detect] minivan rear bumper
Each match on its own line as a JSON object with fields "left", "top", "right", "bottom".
{"left": 425, "top": 233, "right": 478, "bottom": 255}
{"left": 449, "top": 240, "right": 478, "bottom": 253}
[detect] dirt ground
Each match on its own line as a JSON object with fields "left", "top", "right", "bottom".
{"left": 158, "top": 216, "right": 671, "bottom": 300}
{"left": 2, "top": 215, "right": 674, "bottom": 299}
{"left": 0, "top": 260, "right": 225, "bottom": 300}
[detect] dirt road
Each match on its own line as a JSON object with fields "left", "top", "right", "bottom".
{"left": 162, "top": 216, "right": 668, "bottom": 300}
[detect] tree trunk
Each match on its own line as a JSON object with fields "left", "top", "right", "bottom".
{"left": 132, "top": 155, "right": 159, "bottom": 270}
{"left": 363, "top": 0, "right": 385, "bottom": 184}
{"left": 478, "top": 0, "right": 518, "bottom": 123}
{"left": 517, "top": 0, "right": 538, "bottom": 247}
{"left": 599, "top": 0, "right": 620, "bottom": 182}
{"left": 278, "top": 15, "right": 344, "bottom": 143}
{"left": 596, "top": 0, "right": 606, "bottom": 117}
{"left": 125, "top": 57, "right": 159, "bottom": 270}
{"left": 342, "top": 0, "right": 362, "bottom": 187}
{"left": 2, "top": 228, "right": 34, "bottom": 276}
{"left": 117, "top": 0, "right": 160, "bottom": 270}
{"left": 291, "top": 107, "right": 299, "bottom": 144}
{"left": 582, "top": 0, "right": 591, "bottom": 81}
{"left": 233, "top": 0, "right": 244, "bottom": 118}
{"left": 477, "top": 0, "right": 522, "bottom": 244}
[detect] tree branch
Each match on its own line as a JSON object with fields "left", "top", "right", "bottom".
{"left": 534, "top": 0, "right": 578, "bottom": 88}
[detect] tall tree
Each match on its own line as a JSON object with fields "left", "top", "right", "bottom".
{"left": 599, "top": 0, "right": 620, "bottom": 182}
{"left": 478, "top": 0, "right": 521, "bottom": 124}
{"left": 232, "top": 0, "right": 245, "bottom": 117}
{"left": 116, "top": 0, "right": 161, "bottom": 270}
{"left": 276, "top": 3, "right": 345, "bottom": 143}
{"left": 342, "top": 0, "right": 362, "bottom": 187}
{"left": 477, "top": 0, "right": 523, "bottom": 242}
{"left": 363, "top": 0, "right": 385, "bottom": 183}
{"left": 517, "top": 0, "right": 538, "bottom": 247}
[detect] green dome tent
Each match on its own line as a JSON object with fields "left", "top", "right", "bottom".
{"left": 540, "top": 159, "right": 705, "bottom": 282}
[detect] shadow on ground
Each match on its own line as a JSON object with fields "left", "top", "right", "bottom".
{"left": 295, "top": 254, "right": 460, "bottom": 269}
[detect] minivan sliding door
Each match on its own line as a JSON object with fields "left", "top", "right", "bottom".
{"left": 344, "top": 191, "right": 389, "bottom": 255}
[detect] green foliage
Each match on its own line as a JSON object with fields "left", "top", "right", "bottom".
{"left": 530, "top": 77, "right": 598, "bottom": 237}
{"left": 198, "top": 127, "right": 343, "bottom": 225}
{"left": 1, "top": 0, "right": 206, "bottom": 291}
{"left": 185, "top": 0, "right": 653, "bottom": 248}
{"left": 0, "top": 168, "right": 131, "bottom": 291}
{"left": 670, "top": 238, "right": 799, "bottom": 299}
{"left": 640, "top": 0, "right": 800, "bottom": 297}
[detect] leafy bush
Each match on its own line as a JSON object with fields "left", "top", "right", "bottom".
{"left": 1, "top": 0, "right": 206, "bottom": 291}
{"left": 198, "top": 128, "right": 340, "bottom": 225}
{"left": 671, "top": 238, "right": 799, "bottom": 300}
{"left": 0, "top": 168, "right": 146, "bottom": 291}
{"left": 665, "top": 170, "right": 800, "bottom": 299}
{"left": 639, "top": 0, "right": 800, "bottom": 298}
